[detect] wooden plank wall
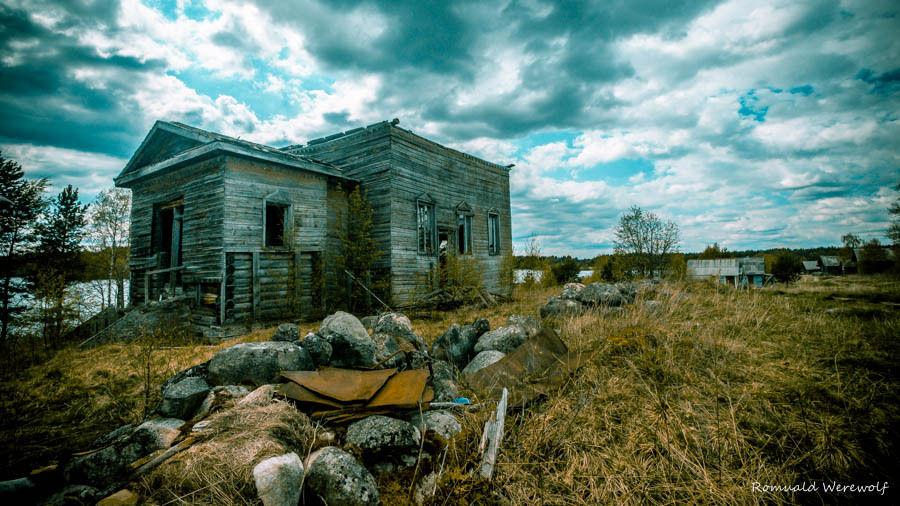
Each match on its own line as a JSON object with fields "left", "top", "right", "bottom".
{"left": 127, "top": 156, "right": 226, "bottom": 304}
{"left": 388, "top": 128, "right": 512, "bottom": 303}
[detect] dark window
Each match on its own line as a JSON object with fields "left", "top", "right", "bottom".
{"left": 265, "top": 202, "right": 288, "bottom": 248}
{"left": 457, "top": 214, "right": 472, "bottom": 254}
{"left": 417, "top": 201, "right": 435, "bottom": 255}
{"left": 488, "top": 212, "right": 500, "bottom": 255}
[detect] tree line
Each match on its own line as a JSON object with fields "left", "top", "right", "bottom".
{"left": 1, "top": 152, "right": 130, "bottom": 361}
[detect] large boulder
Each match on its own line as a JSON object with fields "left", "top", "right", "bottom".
{"left": 319, "top": 312, "right": 378, "bottom": 368}
{"left": 406, "top": 410, "right": 462, "bottom": 441}
{"left": 540, "top": 299, "right": 585, "bottom": 319}
{"left": 560, "top": 282, "right": 585, "bottom": 300}
{"left": 370, "top": 332, "right": 407, "bottom": 370}
{"left": 238, "top": 384, "right": 279, "bottom": 407}
{"left": 506, "top": 315, "right": 540, "bottom": 339}
{"left": 345, "top": 415, "right": 421, "bottom": 468}
{"left": 430, "top": 359, "right": 460, "bottom": 402}
{"left": 208, "top": 342, "right": 313, "bottom": 386}
{"left": 305, "top": 447, "right": 379, "bottom": 506}
{"left": 576, "top": 283, "right": 625, "bottom": 307}
{"left": 253, "top": 453, "right": 303, "bottom": 506}
{"left": 300, "top": 333, "right": 332, "bottom": 367}
{"left": 373, "top": 312, "right": 424, "bottom": 350}
{"left": 270, "top": 323, "right": 301, "bottom": 342}
{"left": 473, "top": 326, "right": 526, "bottom": 354}
{"left": 461, "top": 350, "right": 506, "bottom": 377}
{"left": 160, "top": 362, "right": 208, "bottom": 395}
{"left": 157, "top": 376, "right": 210, "bottom": 419}
{"left": 431, "top": 318, "right": 489, "bottom": 371}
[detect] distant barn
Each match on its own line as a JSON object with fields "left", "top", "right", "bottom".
{"left": 818, "top": 255, "right": 843, "bottom": 275}
{"left": 686, "top": 257, "right": 772, "bottom": 287}
{"left": 802, "top": 260, "right": 821, "bottom": 275}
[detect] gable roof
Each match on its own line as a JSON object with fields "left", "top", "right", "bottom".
{"left": 686, "top": 258, "right": 740, "bottom": 278}
{"left": 819, "top": 255, "right": 841, "bottom": 267}
{"left": 115, "top": 121, "right": 350, "bottom": 188}
{"left": 802, "top": 261, "right": 821, "bottom": 271}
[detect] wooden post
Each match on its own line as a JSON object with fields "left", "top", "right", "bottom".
{"left": 252, "top": 251, "right": 260, "bottom": 321}
{"left": 144, "top": 271, "right": 150, "bottom": 304}
{"left": 480, "top": 387, "right": 508, "bottom": 480}
{"left": 219, "top": 272, "right": 226, "bottom": 325}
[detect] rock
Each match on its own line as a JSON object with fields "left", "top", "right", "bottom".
{"left": 473, "top": 326, "right": 525, "bottom": 354}
{"left": 345, "top": 416, "right": 421, "bottom": 466}
{"left": 193, "top": 385, "right": 250, "bottom": 420}
{"left": 462, "top": 350, "right": 506, "bottom": 377}
{"left": 124, "top": 418, "right": 184, "bottom": 460}
{"left": 89, "top": 423, "right": 136, "bottom": 449}
{"left": 540, "top": 299, "right": 585, "bottom": 319}
{"left": 373, "top": 312, "right": 424, "bottom": 349}
{"left": 253, "top": 453, "right": 303, "bottom": 506}
{"left": 0, "top": 477, "right": 37, "bottom": 504}
{"left": 371, "top": 332, "right": 407, "bottom": 369}
{"left": 430, "top": 359, "right": 459, "bottom": 402}
{"left": 96, "top": 489, "right": 139, "bottom": 506}
{"left": 431, "top": 319, "right": 487, "bottom": 371}
{"left": 407, "top": 350, "right": 428, "bottom": 370}
{"left": 319, "top": 312, "right": 378, "bottom": 368}
{"left": 208, "top": 342, "right": 314, "bottom": 386}
{"left": 506, "top": 314, "right": 540, "bottom": 339}
{"left": 560, "top": 282, "right": 585, "bottom": 300}
{"left": 305, "top": 447, "right": 379, "bottom": 506}
{"left": 615, "top": 282, "right": 637, "bottom": 303}
{"left": 158, "top": 376, "right": 210, "bottom": 419}
{"left": 301, "top": 333, "right": 332, "bottom": 366}
{"left": 413, "top": 472, "right": 439, "bottom": 505}
{"left": 160, "top": 362, "right": 209, "bottom": 395}
{"left": 576, "top": 283, "right": 625, "bottom": 307}
{"left": 360, "top": 315, "right": 377, "bottom": 330}
{"left": 643, "top": 300, "right": 662, "bottom": 315}
{"left": 271, "top": 323, "right": 301, "bottom": 342}
{"left": 43, "top": 484, "right": 100, "bottom": 506}
{"left": 239, "top": 384, "right": 279, "bottom": 407}
{"left": 406, "top": 410, "right": 462, "bottom": 441}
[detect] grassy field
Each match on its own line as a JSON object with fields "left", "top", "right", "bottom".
{"left": 1, "top": 275, "right": 898, "bottom": 504}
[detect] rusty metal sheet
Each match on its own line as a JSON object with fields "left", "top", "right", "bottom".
{"left": 280, "top": 367, "right": 397, "bottom": 402}
{"left": 365, "top": 368, "right": 429, "bottom": 409}
{"left": 276, "top": 381, "right": 353, "bottom": 409}
{"left": 467, "top": 327, "right": 595, "bottom": 407}
{"left": 419, "top": 386, "right": 434, "bottom": 404}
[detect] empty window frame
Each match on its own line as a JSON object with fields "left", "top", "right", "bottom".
{"left": 488, "top": 211, "right": 501, "bottom": 255}
{"left": 457, "top": 213, "right": 473, "bottom": 254}
{"left": 417, "top": 200, "right": 436, "bottom": 255}
{"left": 264, "top": 201, "right": 290, "bottom": 248}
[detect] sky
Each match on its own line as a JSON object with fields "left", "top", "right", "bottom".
{"left": 1, "top": 0, "right": 898, "bottom": 257}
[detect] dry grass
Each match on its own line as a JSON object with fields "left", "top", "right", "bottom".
{"left": 2, "top": 276, "right": 899, "bottom": 505}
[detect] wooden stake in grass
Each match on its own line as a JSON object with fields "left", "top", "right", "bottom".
{"left": 481, "top": 388, "right": 508, "bottom": 480}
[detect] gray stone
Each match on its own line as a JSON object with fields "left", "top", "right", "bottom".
{"left": 407, "top": 350, "right": 428, "bottom": 370}
{"left": 430, "top": 359, "right": 459, "bottom": 402}
{"left": 301, "top": 332, "right": 332, "bottom": 367}
{"left": 238, "top": 384, "right": 279, "bottom": 407}
{"left": 123, "top": 418, "right": 184, "bottom": 461}
{"left": 473, "top": 326, "right": 525, "bottom": 354}
{"left": 413, "top": 472, "right": 439, "bottom": 505}
{"left": 371, "top": 332, "right": 407, "bottom": 369}
{"left": 345, "top": 415, "right": 421, "bottom": 465}
{"left": 89, "top": 423, "right": 136, "bottom": 449}
{"left": 208, "top": 342, "right": 314, "bottom": 386}
{"left": 540, "top": 299, "right": 585, "bottom": 319}
{"left": 560, "top": 282, "right": 585, "bottom": 300}
{"left": 43, "top": 484, "right": 100, "bottom": 506}
{"left": 431, "top": 318, "right": 488, "bottom": 371}
{"left": 373, "top": 312, "right": 424, "bottom": 349}
{"left": 158, "top": 376, "right": 210, "bottom": 419}
{"left": 305, "top": 447, "right": 379, "bottom": 506}
{"left": 406, "top": 410, "right": 462, "bottom": 441}
{"left": 271, "top": 323, "right": 301, "bottom": 342}
{"left": 160, "top": 361, "right": 209, "bottom": 395}
{"left": 643, "top": 300, "right": 662, "bottom": 315}
{"left": 462, "top": 350, "right": 506, "bottom": 377}
{"left": 577, "top": 283, "right": 625, "bottom": 307}
{"left": 319, "top": 312, "right": 378, "bottom": 368}
{"left": 360, "top": 315, "right": 377, "bottom": 330}
{"left": 193, "top": 385, "right": 250, "bottom": 420}
{"left": 253, "top": 453, "right": 303, "bottom": 506}
{"left": 615, "top": 282, "right": 637, "bottom": 303}
{"left": 0, "top": 477, "right": 37, "bottom": 504}
{"left": 506, "top": 314, "right": 540, "bottom": 339}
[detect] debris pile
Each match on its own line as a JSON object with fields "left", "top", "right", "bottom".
{"left": 4, "top": 310, "right": 592, "bottom": 505}
{"left": 539, "top": 280, "right": 662, "bottom": 319}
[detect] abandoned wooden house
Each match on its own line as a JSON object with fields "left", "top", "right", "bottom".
{"left": 114, "top": 119, "right": 512, "bottom": 334}
{"left": 802, "top": 260, "right": 821, "bottom": 275}
{"left": 818, "top": 255, "right": 843, "bottom": 275}
{"left": 686, "top": 257, "right": 772, "bottom": 287}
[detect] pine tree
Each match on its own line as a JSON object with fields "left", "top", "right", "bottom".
{"left": 0, "top": 152, "right": 47, "bottom": 352}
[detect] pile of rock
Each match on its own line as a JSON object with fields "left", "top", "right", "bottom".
{"left": 539, "top": 280, "right": 662, "bottom": 319}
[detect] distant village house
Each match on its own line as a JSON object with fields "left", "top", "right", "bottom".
{"left": 686, "top": 257, "right": 772, "bottom": 287}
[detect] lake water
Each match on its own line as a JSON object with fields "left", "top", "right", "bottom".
{"left": 514, "top": 269, "right": 593, "bottom": 283}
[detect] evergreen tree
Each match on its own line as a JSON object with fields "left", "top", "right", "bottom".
{"left": 0, "top": 152, "right": 47, "bottom": 352}
{"left": 38, "top": 185, "right": 88, "bottom": 282}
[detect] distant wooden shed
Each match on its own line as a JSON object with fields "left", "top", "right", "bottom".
{"left": 818, "top": 255, "right": 843, "bottom": 275}
{"left": 687, "top": 257, "right": 771, "bottom": 287}
{"left": 802, "top": 260, "right": 821, "bottom": 274}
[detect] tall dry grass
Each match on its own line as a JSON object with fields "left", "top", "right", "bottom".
{"left": 1, "top": 276, "right": 898, "bottom": 505}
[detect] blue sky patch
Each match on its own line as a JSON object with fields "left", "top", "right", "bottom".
{"left": 738, "top": 90, "right": 768, "bottom": 122}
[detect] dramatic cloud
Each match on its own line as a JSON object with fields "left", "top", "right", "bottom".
{"left": 1, "top": 0, "right": 898, "bottom": 255}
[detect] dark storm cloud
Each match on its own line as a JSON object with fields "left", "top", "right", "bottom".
{"left": 0, "top": 4, "right": 164, "bottom": 157}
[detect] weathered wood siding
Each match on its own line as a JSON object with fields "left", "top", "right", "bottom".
{"left": 388, "top": 128, "right": 512, "bottom": 303}
{"left": 220, "top": 155, "right": 343, "bottom": 320}
{"left": 127, "top": 155, "right": 226, "bottom": 303}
